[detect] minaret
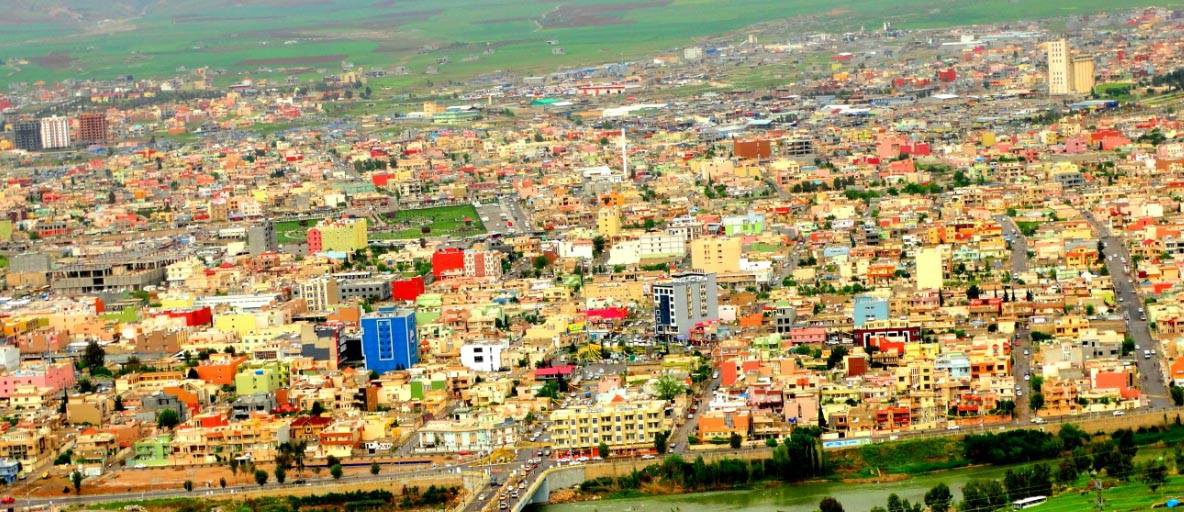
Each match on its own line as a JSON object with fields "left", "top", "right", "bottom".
{"left": 620, "top": 127, "right": 628, "bottom": 178}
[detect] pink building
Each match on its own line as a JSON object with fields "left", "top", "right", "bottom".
{"left": 789, "top": 327, "right": 827, "bottom": 345}
{"left": 0, "top": 362, "right": 76, "bottom": 398}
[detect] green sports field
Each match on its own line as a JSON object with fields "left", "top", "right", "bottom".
{"left": 3, "top": 1, "right": 1183, "bottom": 89}
{"left": 274, "top": 218, "right": 321, "bottom": 245}
{"left": 377, "top": 204, "right": 485, "bottom": 240}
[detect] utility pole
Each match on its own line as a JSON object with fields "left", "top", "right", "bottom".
{"left": 1093, "top": 478, "right": 1104, "bottom": 512}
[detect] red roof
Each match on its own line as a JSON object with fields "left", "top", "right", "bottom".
{"left": 586, "top": 308, "right": 628, "bottom": 320}
{"left": 534, "top": 365, "right": 576, "bottom": 378}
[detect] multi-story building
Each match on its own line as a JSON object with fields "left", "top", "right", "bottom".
{"left": 361, "top": 309, "right": 417, "bottom": 374}
{"left": 51, "top": 248, "right": 182, "bottom": 295}
{"left": 431, "top": 248, "right": 502, "bottom": 279}
{"left": 295, "top": 276, "right": 340, "bottom": 312}
{"left": 1047, "top": 39, "right": 1094, "bottom": 95}
{"left": 653, "top": 272, "right": 719, "bottom": 341}
{"left": 13, "top": 120, "right": 40, "bottom": 151}
{"left": 460, "top": 342, "right": 506, "bottom": 372}
{"left": 39, "top": 116, "right": 70, "bottom": 149}
{"left": 549, "top": 396, "right": 668, "bottom": 457}
{"left": 247, "top": 220, "right": 277, "bottom": 255}
{"left": 416, "top": 417, "right": 517, "bottom": 453}
{"left": 690, "top": 236, "right": 742, "bottom": 273}
{"left": 77, "top": 112, "right": 109, "bottom": 145}
{"left": 307, "top": 218, "right": 367, "bottom": 253}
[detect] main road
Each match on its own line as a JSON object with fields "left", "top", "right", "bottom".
{"left": 1082, "top": 210, "right": 1172, "bottom": 409}
{"left": 997, "top": 215, "right": 1033, "bottom": 422}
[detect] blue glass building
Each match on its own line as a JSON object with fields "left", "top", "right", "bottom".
{"left": 361, "top": 309, "right": 418, "bottom": 374}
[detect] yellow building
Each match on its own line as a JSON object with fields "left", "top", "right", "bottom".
{"left": 915, "top": 246, "right": 944, "bottom": 290}
{"left": 549, "top": 396, "right": 668, "bottom": 456}
{"left": 596, "top": 207, "right": 621, "bottom": 238}
{"left": 690, "top": 236, "right": 742, "bottom": 273}
{"left": 309, "top": 218, "right": 368, "bottom": 253}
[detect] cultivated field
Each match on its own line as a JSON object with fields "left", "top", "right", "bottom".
{"left": 3, "top": 0, "right": 1183, "bottom": 88}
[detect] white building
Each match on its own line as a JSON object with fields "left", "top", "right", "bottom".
{"left": 296, "top": 276, "right": 340, "bottom": 312}
{"left": 166, "top": 257, "right": 204, "bottom": 284}
{"left": 40, "top": 116, "right": 70, "bottom": 149}
{"left": 416, "top": 418, "right": 517, "bottom": 453}
{"left": 460, "top": 342, "right": 506, "bottom": 372}
{"left": 637, "top": 231, "right": 686, "bottom": 259}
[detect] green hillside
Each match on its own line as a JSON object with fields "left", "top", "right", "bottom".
{"left": 0, "top": 0, "right": 1179, "bottom": 88}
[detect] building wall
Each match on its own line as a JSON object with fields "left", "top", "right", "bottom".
{"left": 690, "top": 237, "right": 742, "bottom": 274}
{"left": 1047, "top": 40, "right": 1071, "bottom": 95}
{"left": 361, "top": 310, "right": 418, "bottom": 374}
{"left": 915, "top": 246, "right": 943, "bottom": 290}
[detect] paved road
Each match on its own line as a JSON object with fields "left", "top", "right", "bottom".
{"left": 671, "top": 375, "right": 721, "bottom": 454}
{"left": 19, "top": 465, "right": 452, "bottom": 508}
{"left": 1082, "top": 211, "right": 1172, "bottom": 409}
{"left": 997, "top": 215, "right": 1033, "bottom": 421}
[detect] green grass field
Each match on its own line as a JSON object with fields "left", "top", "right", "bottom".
{"left": 3, "top": 0, "right": 1184, "bottom": 89}
{"left": 378, "top": 204, "right": 484, "bottom": 240}
{"left": 274, "top": 218, "right": 321, "bottom": 245}
{"left": 1032, "top": 473, "right": 1184, "bottom": 511}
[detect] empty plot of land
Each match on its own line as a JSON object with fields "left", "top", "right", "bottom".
{"left": 541, "top": 0, "right": 669, "bottom": 28}
{"left": 32, "top": 52, "right": 76, "bottom": 69}
{"left": 237, "top": 54, "right": 347, "bottom": 66}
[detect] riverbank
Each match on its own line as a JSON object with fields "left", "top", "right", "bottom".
{"left": 538, "top": 462, "right": 1021, "bottom": 512}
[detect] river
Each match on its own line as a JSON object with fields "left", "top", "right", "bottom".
{"left": 539, "top": 463, "right": 1019, "bottom": 512}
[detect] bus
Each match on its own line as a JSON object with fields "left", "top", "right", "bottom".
{"left": 1012, "top": 496, "right": 1047, "bottom": 509}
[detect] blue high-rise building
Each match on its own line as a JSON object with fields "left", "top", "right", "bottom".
{"left": 361, "top": 309, "right": 418, "bottom": 374}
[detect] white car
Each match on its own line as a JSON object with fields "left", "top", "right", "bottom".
{"left": 1032, "top": 417, "right": 1046, "bottom": 424}
{"left": 1113, "top": 410, "right": 1125, "bottom": 416}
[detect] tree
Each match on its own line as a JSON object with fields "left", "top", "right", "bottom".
{"left": 592, "top": 236, "right": 606, "bottom": 257}
{"left": 729, "top": 432, "right": 742, "bottom": 449}
{"left": 157, "top": 409, "right": 181, "bottom": 429}
{"left": 183, "top": 480, "right": 193, "bottom": 492}
{"left": 1029, "top": 392, "right": 1044, "bottom": 411}
{"left": 370, "top": 462, "right": 380, "bottom": 475}
{"left": 598, "top": 441, "right": 610, "bottom": 458}
{"left": 655, "top": 375, "right": 686, "bottom": 401}
{"left": 274, "top": 465, "right": 286, "bottom": 484}
{"left": 826, "top": 346, "right": 849, "bottom": 370}
{"left": 311, "top": 401, "right": 325, "bottom": 416}
{"left": 83, "top": 340, "right": 105, "bottom": 371}
{"left": 71, "top": 470, "right": 83, "bottom": 495}
{"left": 967, "top": 284, "right": 981, "bottom": 299}
{"left": 818, "top": 496, "right": 844, "bottom": 512}
{"left": 330, "top": 463, "right": 343, "bottom": 480}
{"left": 254, "top": 469, "right": 268, "bottom": 486}
{"left": 1141, "top": 460, "right": 1168, "bottom": 491}
{"left": 219, "top": 477, "right": 227, "bottom": 489}
{"left": 654, "top": 430, "right": 669, "bottom": 454}
{"left": 924, "top": 483, "right": 952, "bottom": 512}
{"left": 1172, "top": 384, "right": 1184, "bottom": 406}
{"left": 1058, "top": 423, "right": 1089, "bottom": 450}
{"left": 1056, "top": 457, "right": 1079, "bottom": 484}
{"left": 961, "top": 479, "right": 1006, "bottom": 512}
{"left": 113, "top": 395, "right": 125, "bottom": 411}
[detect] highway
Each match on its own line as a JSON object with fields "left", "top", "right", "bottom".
{"left": 1082, "top": 210, "right": 1173, "bottom": 409}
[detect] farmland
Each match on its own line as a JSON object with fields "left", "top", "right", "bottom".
{"left": 3, "top": 0, "right": 1184, "bottom": 89}
{"left": 377, "top": 204, "right": 485, "bottom": 240}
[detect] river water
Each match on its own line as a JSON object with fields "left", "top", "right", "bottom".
{"left": 540, "top": 464, "right": 1018, "bottom": 512}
